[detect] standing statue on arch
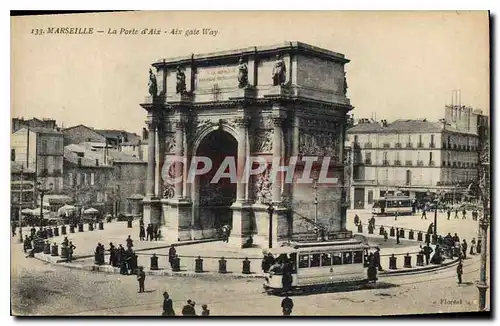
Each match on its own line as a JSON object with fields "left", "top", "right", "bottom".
{"left": 272, "top": 54, "right": 286, "bottom": 86}
{"left": 176, "top": 66, "right": 186, "bottom": 94}
{"left": 148, "top": 68, "right": 158, "bottom": 98}
{"left": 238, "top": 57, "right": 248, "bottom": 88}
{"left": 343, "top": 72, "right": 348, "bottom": 96}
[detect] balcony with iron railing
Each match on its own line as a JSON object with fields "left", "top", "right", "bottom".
{"left": 416, "top": 160, "right": 424, "bottom": 166}
{"left": 417, "top": 142, "right": 424, "bottom": 148}
{"left": 394, "top": 160, "right": 401, "bottom": 166}
{"left": 364, "top": 142, "right": 373, "bottom": 148}
{"left": 395, "top": 142, "right": 402, "bottom": 148}
{"left": 405, "top": 160, "right": 413, "bottom": 166}
{"left": 405, "top": 142, "right": 413, "bottom": 148}
{"left": 382, "top": 143, "right": 390, "bottom": 148}
{"left": 429, "top": 142, "right": 436, "bottom": 148}
{"left": 364, "top": 159, "right": 372, "bottom": 165}
{"left": 429, "top": 161, "right": 435, "bottom": 166}
{"left": 382, "top": 160, "right": 390, "bottom": 166}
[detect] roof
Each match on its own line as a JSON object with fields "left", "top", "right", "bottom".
{"left": 23, "top": 127, "right": 62, "bottom": 135}
{"left": 64, "top": 142, "right": 145, "bottom": 165}
{"left": 11, "top": 162, "right": 36, "bottom": 174}
{"left": 348, "top": 119, "right": 444, "bottom": 134}
{"left": 94, "top": 129, "right": 141, "bottom": 141}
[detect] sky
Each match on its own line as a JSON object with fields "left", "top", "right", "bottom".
{"left": 10, "top": 11, "right": 490, "bottom": 134}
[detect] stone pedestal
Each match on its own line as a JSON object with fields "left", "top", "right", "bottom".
{"left": 229, "top": 202, "right": 253, "bottom": 248}
{"left": 161, "top": 199, "right": 192, "bottom": 242}
{"left": 250, "top": 204, "right": 290, "bottom": 249}
{"left": 142, "top": 197, "right": 161, "bottom": 226}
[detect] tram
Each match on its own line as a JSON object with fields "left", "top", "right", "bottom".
{"left": 372, "top": 195, "right": 414, "bottom": 216}
{"left": 263, "top": 238, "right": 372, "bottom": 293}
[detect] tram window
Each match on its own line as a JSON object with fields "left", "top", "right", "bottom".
{"left": 310, "top": 254, "right": 321, "bottom": 268}
{"left": 298, "top": 254, "right": 309, "bottom": 268}
{"left": 343, "top": 252, "right": 353, "bottom": 264}
{"left": 353, "top": 251, "right": 363, "bottom": 264}
{"left": 332, "top": 252, "right": 342, "bottom": 265}
{"left": 321, "top": 253, "right": 332, "bottom": 266}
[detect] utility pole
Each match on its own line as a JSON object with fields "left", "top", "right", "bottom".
{"left": 475, "top": 117, "right": 490, "bottom": 312}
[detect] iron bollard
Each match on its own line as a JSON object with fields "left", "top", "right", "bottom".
{"left": 61, "top": 245, "right": 69, "bottom": 259}
{"left": 379, "top": 226, "right": 385, "bottom": 236}
{"left": 70, "top": 225, "right": 75, "bottom": 233}
{"left": 127, "top": 219, "right": 133, "bottom": 228}
{"left": 425, "top": 233, "right": 430, "bottom": 244}
{"left": 195, "top": 256, "right": 204, "bottom": 273}
{"left": 357, "top": 223, "right": 363, "bottom": 233}
{"left": 417, "top": 231, "right": 423, "bottom": 241}
{"left": 61, "top": 225, "right": 67, "bottom": 235}
{"left": 98, "top": 222, "right": 104, "bottom": 230}
{"left": 47, "top": 228, "right": 54, "bottom": 238}
{"left": 78, "top": 223, "right": 84, "bottom": 232}
{"left": 389, "top": 254, "right": 397, "bottom": 269}
{"left": 150, "top": 254, "right": 159, "bottom": 270}
{"left": 43, "top": 241, "right": 51, "bottom": 254}
{"left": 409, "top": 230, "right": 414, "bottom": 240}
{"left": 399, "top": 229, "right": 405, "bottom": 238}
{"left": 54, "top": 227, "right": 59, "bottom": 237}
{"left": 242, "top": 257, "right": 251, "bottom": 274}
{"left": 172, "top": 256, "right": 181, "bottom": 272}
{"left": 416, "top": 253, "right": 424, "bottom": 266}
{"left": 390, "top": 227, "right": 395, "bottom": 237}
{"left": 88, "top": 223, "right": 94, "bottom": 231}
{"left": 218, "top": 257, "right": 227, "bottom": 273}
{"left": 403, "top": 253, "right": 412, "bottom": 268}
{"left": 51, "top": 243, "right": 59, "bottom": 256}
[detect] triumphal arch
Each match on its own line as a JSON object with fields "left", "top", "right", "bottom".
{"left": 140, "top": 42, "right": 352, "bottom": 248}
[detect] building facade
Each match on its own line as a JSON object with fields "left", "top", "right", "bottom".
{"left": 12, "top": 117, "right": 57, "bottom": 133}
{"left": 10, "top": 162, "right": 37, "bottom": 221}
{"left": 11, "top": 127, "right": 65, "bottom": 193}
{"left": 345, "top": 105, "right": 484, "bottom": 209}
{"left": 62, "top": 124, "right": 107, "bottom": 146}
{"left": 140, "top": 42, "right": 352, "bottom": 248}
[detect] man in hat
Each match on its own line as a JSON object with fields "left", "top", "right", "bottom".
{"left": 168, "top": 245, "right": 177, "bottom": 269}
{"left": 162, "top": 292, "right": 175, "bottom": 316}
{"left": 126, "top": 235, "right": 134, "bottom": 249}
{"left": 201, "top": 304, "right": 210, "bottom": 316}
{"left": 137, "top": 266, "right": 146, "bottom": 293}
{"left": 281, "top": 295, "right": 294, "bottom": 316}
{"left": 456, "top": 260, "right": 463, "bottom": 284}
{"left": 182, "top": 300, "right": 196, "bottom": 316}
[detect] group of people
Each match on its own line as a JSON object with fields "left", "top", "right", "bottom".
{"left": 261, "top": 252, "right": 294, "bottom": 294}
{"left": 139, "top": 221, "right": 162, "bottom": 241}
{"left": 161, "top": 292, "right": 210, "bottom": 316}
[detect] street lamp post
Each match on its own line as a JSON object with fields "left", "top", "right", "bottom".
{"left": 313, "top": 180, "right": 318, "bottom": 225}
{"left": 477, "top": 213, "right": 489, "bottom": 311}
{"left": 267, "top": 203, "right": 274, "bottom": 249}
{"left": 37, "top": 181, "right": 53, "bottom": 228}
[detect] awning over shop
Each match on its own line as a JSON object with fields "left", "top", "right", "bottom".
{"left": 43, "top": 195, "right": 73, "bottom": 205}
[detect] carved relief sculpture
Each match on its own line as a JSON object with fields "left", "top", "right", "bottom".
{"left": 254, "top": 172, "right": 272, "bottom": 204}
{"left": 237, "top": 57, "right": 249, "bottom": 88}
{"left": 272, "top": 54, "right": 286, "bottom": 86}
{"left": 163, "top": 165, "right": 176, "bottom": 199}
{"left": 253, "top": 129, "right": 273, "bottom": 153}
{"left": 176, "top": 66, "right": 187, "bottom": 94}
{"left": 299, "top": 130, "right": 340, "bottom": 160}
{"left": 165, "top": 133, "right": 176, "bottom": 153}
{"left": 148, "top": 68, "right": 158, "bottom": 98}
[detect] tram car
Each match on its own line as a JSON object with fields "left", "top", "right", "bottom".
{"left": 372, "top": 195, "right": 414, "bottom": 216}
{"left": 263, "top": 239, "right": 372, "bottom": 293}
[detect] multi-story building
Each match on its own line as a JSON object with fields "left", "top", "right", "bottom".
{"left": 345, "top": 105, "right": 485, "bottom": 209}
{"left": 62, "top": 124, "right": 107, "bottom": 146}
{"left": 11, "top": 126, "right": 65, "bottom": 193}
{"left": 10, "top": 161, "right": 37, "bottom": 221}
{"left": 12, "top": 117, "right": 57, "bottom": 133}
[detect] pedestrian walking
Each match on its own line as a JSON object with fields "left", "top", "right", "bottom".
{"left": 201, "top": 304, "right": 210, "bottom": 316}
{"left": 374, "top": 247, "right": 383, "bottom": 271}
{"left": 68, "top": 241, "right": 76, "bottom": 262}
{"left": 396, "top": 228, "right": 400, "bottom": 245}
{"left": 126, "top": 235, "right": 134, "bottom": 249}
{"left": 162, "top": 292, "right": 175, "bottom": 316}
{"left": 137, "top": 266, "right": 146, "bottom": 293}
{"left": 461, "top": 240, "right": 468, "bottom": 259}
{"left": 281, "top": 295, "right": 294, "bottom": 316}
{"left": 168, "top": 245, "right": 177, "bottom": 269}
{"left": 139, "top": 225, "right": 146, "bottom": 241}
{"left": 354, "top": 214, "right": 360, "bottom": 226}
{"left": 383, "top": 230, "right": 388, "bottom": 242}
{"left": 470, "top": 238, "right": 476, "bottom": 255}
{"left": 108, "top": 242, "right": 116, "bottom": 266}
{"left": 462, "top": 209, "right": 467, "bottom": 219}
{"left": 146, "top": 224, "right": 153, "bottom": 241}
{"left": 423, "top": 244, "right": 433, "bottom": 265}
{"left": 454, "top": 209, "right": 459, "bottom": 219}
{"left": 11, "top": 222, "right": 17, "bottom": 237}
{"left": 476, "top": 239, "right": 482, "bottom": 254}
{"left": 456, "top": 260, "right": 463, "bottom": 284}
{"left": 447, "top": 209, "right": 451, "bottom": 220}
{"left": 421, "top": 210, "right": 427, "bottom": 220}
{"left": 182, "top": 300, "right": 196, "bottom": 316}
{"left": 395, "top": 211, "right": 399, "bottom": 221}
{"left": 154, "top": 225, "right": 159, "bottom": 241}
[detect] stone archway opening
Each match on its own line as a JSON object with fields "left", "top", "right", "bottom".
{"left": 193, "top": 129, "right": 238, "bottom": 232}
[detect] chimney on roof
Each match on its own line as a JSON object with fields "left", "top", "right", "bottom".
{"left": 381, "top": 119, "right": 388, "bottom": 127}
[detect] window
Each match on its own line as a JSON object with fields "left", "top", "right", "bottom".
{"left": 84, "top": 173, "right": 88, "bottom": 185}
{"left": 91, "top": 173, "right": 95, "bottom": 185}
{"left": 76, "top": 173, "right": 81, "bottom": 186}
{"left": 42, "top": 140, "right": 48, "bottom": 153}
{"left": 354, "top": 135, "right": 358, "bottom": 144}
{"left": 310, "top": 254, "right": 321, "bottom": 268}
{"left": 321, "top": 253, "right": 332, "bottom": 267}
{"left": 367, "top": 190, "right": 374, "bottom": 204}
{"left": 419, "top": 135, "right": 422, "bottom": 143}
{"left": 104, "top": 192, "right": 108, "bottom": 202}
{"left": 68, "top": 172, "right": 73, "bottom": 186}
{"left": 332, "top": 253, "right": 342, "bottom": 265}
{"left": 431, "top": 135, "right": 435, "bottom": 144}
{"left": 298, "top": 254, "right": 309, "bottom": 268}
{"left": 343, "top": 252, "right": 353, "bottom": 264}
{"left": 11, "top": 149, "right": 15, "bottom": 161}
{"left": 396, "top": 152, "right": 400, "bottom": 161}
{"left": 353, "top": 251, "right": 363, "bottom": 264}
{"left": 366, "top": 152, "right": 371, "bottom": 161}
